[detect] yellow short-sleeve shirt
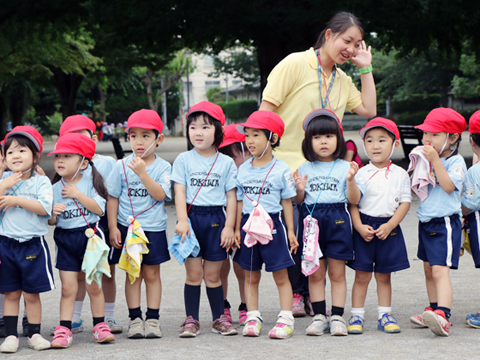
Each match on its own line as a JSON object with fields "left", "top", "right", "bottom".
{"left": 262, "top": 47, "right": 363, "bottom": 171}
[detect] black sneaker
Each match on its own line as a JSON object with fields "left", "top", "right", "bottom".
{"left": 0, "top": 317, "right": 5, "bottom": 338}
{"left": 22, "top": 316, "right": 28, "bottom": 337}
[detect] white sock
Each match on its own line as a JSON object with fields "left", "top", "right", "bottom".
{"left": 378, "top": 306, "right": 392, "bottom": 320}
{"left": 105, "top": 302, "right": 115, "bottom": 319}
{"left": 278, "top": 310, "right": 294, "bottom": 326}
{"left": 72, "top": 301, "right": 84, "bottom": 323}
{"left": 246, "top": 310, "right": 263, "bottom": 322}
{"left": 351, "top": 307, "right": 365, "bottom": 319}
{"left": 0, "top": 294, "right": 4, "bottom": 317}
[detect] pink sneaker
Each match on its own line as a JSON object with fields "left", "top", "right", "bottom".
{"left": 93, "top": 322, "right": 115, "bottom": 343}
{"left": 51, "top": 326, "right": 73, "bottom": 348}
{"left": 224, "top": 308, "right": 233, "bottom": 323}
{"left": 422, "top": 309, "right": 452, "bottom": 336}
{"left": 239, "top": 310, "right": 248, "bottom": 326}
{"left": 410, "top": 306, "right": 432, "bottom": 327}
{"left": 292, "top": 293, "right": 306, "bottom": 317}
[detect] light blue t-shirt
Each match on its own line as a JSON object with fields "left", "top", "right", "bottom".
{"left": 298, "top": 159, "right": 364, "bottom": 205}
{"left": 237, "top": 156, "right": 296, "bottom": 215}
{"left": 0, "top": 174, "right": 52, "bottom": 242}
{"left": 462, "top": 162, "right": 480, "bottom": 214}
{"left": 83, "top": 154, "right": 117, "bottom": 185}
{"left": 171, "top": 149, "right": 237, "bottom": 206}
{"left": 417, "top": 154, "right": 466, "bottom": 222}
{"left": 107, "top": 154, "right": 171, "bottom": 231}
{"left": 52, "top": 175, "right": 106, "bottom": 229}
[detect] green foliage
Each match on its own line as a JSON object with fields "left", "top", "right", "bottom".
{"left": 45, "top": 111, "right": 63, "bottom": 134}
{"left": 206, "top": 87, "right": 225, "bottom": 102}
{"left": 451, "top": 52, "right": 480, "bottom": 99}
{"left": 215, "top": 100, "right": 257, "bottom": 120}
{"left": 395, "top": 111, "right": 429, "bottom": 126}
{"left": 209, "top": 46, "right": 260, "bottom": 86}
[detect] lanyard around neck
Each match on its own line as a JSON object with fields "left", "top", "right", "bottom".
{"left": 305, "top": 160, "right": 336, "bottom": 216}
{"left": 242, "top": 159, "right": 277, "bottom": 204}
{"left": 316, "top": 49, "right": 341, "bottom": 111}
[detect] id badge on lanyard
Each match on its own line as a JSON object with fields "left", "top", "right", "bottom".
{"left": 316, "top": 49, "right": 341, "bottom": 112}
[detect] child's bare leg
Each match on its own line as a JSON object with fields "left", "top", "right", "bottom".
{"left": 308, "top": 260, "right": 327, "bottom": 302}
{"left": 4, "top": 290, "right": 21, "bottom": 316}
{"left": 102, "top": 265, "right": 116, "bottom": 303}
{"left": 142, "top": 265, "right": 161, "bottom": 309}
{"left": 244, "top": 270, "right": 261, "bottom": 311}
{"left": 125, "top": 273, "right": 143, "bottom": 309}
{"left": 183, "top": 257, "right": 203, "bottom": 320}
{"left": 204, "top": 260, "right": 224, "bottom": 320}
{"left": 75, "top": 272, "right": 86, "bottom": 302}
{"left": 423, "top": 262, "right": 437, "bottom": 304}
{"left": 86, "top": 281, "right": 105, "bottom": 318}
{"left": 272, "top": 268, "right": 293, "bottom": 311}
{"left": 23, "top": 292, "right": 41, "bottom": 324}
{"left": 351, "top": 270, "right": 372, "bottom": 308}
{"left": 375, "top": 272, "right": 392, "bottom": 307}
{"left": 328, "top": 258, "right": 347, "bottom": 308}
{"left": 59, "top": 271, "right": 79, "bottom": 321}
{"left": 220, "top": 259, "right": 230, "bottom": 299}
{"left": 431, "top": 265, "right": 452, "bottom": 308}
{"left": 233, "top": 261, "right": 246, "bottom": 303}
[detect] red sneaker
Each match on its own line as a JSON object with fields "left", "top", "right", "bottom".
{"left": 292, "top": 293, "right": 306, "bottom": 317}
{"left": 422, "top": 309, "right": 451, "bottom": 336}
{"left": 410, "top": 306, "right": 432, "bottom": 327}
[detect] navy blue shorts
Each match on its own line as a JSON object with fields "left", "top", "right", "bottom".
{"left": 0, "top": 235, "right": 55, "bottom": 293}
{"left": 466, "top": 211, "right": 480, "bottom": 268}
{"left": 54, "top": 223, "right": 106, "bottom": 272}
{"left": 109, "top": 224, "right": 170, "bottom": 266}
{"left": 299, "top": 203, "right": 354, "bottom": 261}
{"left": 188, "top": 205, "right": 228, "bottom": 262}
{"left": 347, "top": 213, "right": 410, "bottom": 273}
{"left": 417, "top": 215, "right": 461, "bottom": 269}
{"left": 233, "top": 212, "right": 294, "bottom": 272}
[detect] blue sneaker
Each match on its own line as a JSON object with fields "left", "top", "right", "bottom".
{"left": 466, "top": 311, "right": 480, "bottom": 323}
{"left": 347, "top": 315, "right": 364, "bottom": 334}
{"left": 49, "top": 319, "right": 84, "bottom": 335}
{"left": 467, "top": 316, "right": 480, "bottom": 329}
{"left": 377, "top": 313, "right": 401, "bottom": 333}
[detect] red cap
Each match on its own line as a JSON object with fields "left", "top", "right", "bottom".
{"left": 469, "top": 110, "right": 480, "bottom": 134}
{"left": 415, "top": 108, "right": 466, "bottom": 134}
{"left": 47, "top": 133, "right": 95, "bottom": 159}
{"left": 359, "top": 117, "right": 400, "bottom": 140}
{"left": 126, "top": 109, "right": 163, "bottom": 134}
{"left": 59, "top": 115, "right": 96, "bottom": 136}
{"left": 236, "top": 111, "right": 285, "bottom": 139}
{"left": 302, "top": 109, "right": 343, "bottom": 134}
{"left": 219, "top": 124, "right": 245, "bottom": 148}
{"left": 187, "top": 101, "right": 226, "bottom": 126}
{"left": 6, "top": 126, "right": 43, "bottom": 153}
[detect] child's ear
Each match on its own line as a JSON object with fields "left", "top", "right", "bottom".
{"left": 92, "top": 134, "right": 99, "bottom": 144}
{"left": 450, "top": 133, "right": 460, "bottom": 144}
{"left": 80, "top": 159, "right": 89, "bottom": 170}
{"left": 270, "top": 134, "right": 279, "bottom": 146}
{"left": 394, "top": 139, "right": 400, "bottom": 151}
{"left": 156, "top": 134, "right": 165, "bottom": 147}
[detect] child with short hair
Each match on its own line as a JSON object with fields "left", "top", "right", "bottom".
{"left": 234, "top": 111, "right": 299, "bottom": 339}
{"left": 294, "top": 109, "right": 362, "bottom": 336}
{"left": 0, "top": 126, "right": 54, "bottom": 353}
{"left": 107, "top": 109, "right": 171, "bottom": 339}
{"left": 346, "top": 118, "right": 411, "bottom": 335}
{"left": 410, "top": 108, "right": 467, "bottom": 337}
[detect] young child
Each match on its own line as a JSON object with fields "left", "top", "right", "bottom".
{"left": 346, "top": 118, "right": 411, "bottom": 335}
{"left": 234, "top": 111, "right": 298, "bottom": 339}
{"left": 172, "top": 101, "right": 238, "bottom": 337}
{"left": 107, "top": 109, "right": 171, "bottom": 339}
{"left": 48, "top": 133, "right": 114, "bottom": 348}
{"left": 218, "top": 124, "right": 250, "bottom": 325}
{"left": 56, "top": 115, "right": 121, "bottom": 334}
{"left": 410, "top": 108, "right": 467, "bottom": 336}
{"left": 461, "top": 110, "right": 480, "bottom": 328}
{"left": 293, "top": 109, "right": 361, "bottom": 336}
{"left": 0, "top": 126, "right": 53, "bottom": 353}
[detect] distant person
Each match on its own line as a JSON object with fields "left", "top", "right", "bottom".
{"left": 344, "top": 139, "right": 365, "bottom": 168}
{"left": 260, "top": 11, "right": 376, "bottom": 317}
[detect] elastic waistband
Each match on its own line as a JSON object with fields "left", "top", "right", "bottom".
{"left": 242, "top": 212, "right": 281, "bottom": 219}
{"left": 303, "top": 202, "right": 345, "bottom": 211}
{"left": 421, "top": 214, "right": 460, "bottom": 224}
{"left": 360, "top": 213, "right": 392, "bottom": 225}
{"left": 0, "top": 235, "right": 42, "bottom": 245}
{"left": 56, "top": 223, "right": 99, "bottom": 233}
{"left": 188, "top": 204, "right": 224, "bottom": 214}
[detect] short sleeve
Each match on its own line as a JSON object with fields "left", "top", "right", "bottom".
{"left": 106, "top": 161, "right": 122, "bottom": 199}
{"left": 236, "top": 175, "right": 244, "bottom": 201}
{"left": 224, "top": 158, "right": 237, "bottom": 192}
{"left": 446, "top": 156, "right": 466, "bottom": 191}
{"left": 280, "top": 167, "right": 297, "bottom": 199}
{"left": 462, "top": 167, "right": 480, "bottom": 211}
{"left": 91, "top": 188, "right": 106, "bottom": 216}
{"left": 345, "top": 75, "right": 363, "bottom": 112}
{"left": 157, "top": 161, "right": 172, "bottom": 202}
{"left": 37, "top": 176, "right": 53, "bottom": 218}
{"left": 171, "top": 154, "right": 186, "bottom": 186}
{"left": 399, "top": 171, "right": 412, "bottom": 203}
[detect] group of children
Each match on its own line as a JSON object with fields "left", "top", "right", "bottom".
{"left": 0, "top": 101, "right": 478, "bottom": 353}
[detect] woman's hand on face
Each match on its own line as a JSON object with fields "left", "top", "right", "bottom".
{"left": 351, "top": 40, "right": 372, "bottom": 69}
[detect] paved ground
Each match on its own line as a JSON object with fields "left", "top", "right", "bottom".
{"left": 5, "top": 134, "right": 480, "bottom": 359}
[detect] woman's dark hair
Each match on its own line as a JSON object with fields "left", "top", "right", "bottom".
{"left": 314, "top": 12, "right": 364, "bottom": 49}
{"left": 52, "top": 157, "right": 109, "bottom": 201}
{"left": 219, "top": 142, "right": 244, "bottom": 158}
{"left": 186, "top": 113, "right": 223, "bottom": 150}
{"left": 4, "top": 134, "right": 40, "bottom": 172}
{"left": 302, "top": 116, "right": 346, "bottom": 161}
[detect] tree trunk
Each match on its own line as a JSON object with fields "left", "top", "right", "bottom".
{"left": 50, "top": 68, "right": 85, "bottom": 118}
{"left": 10, "top": 85, "right": 30, "bottom": 128}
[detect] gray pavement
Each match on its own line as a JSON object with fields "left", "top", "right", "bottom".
{"left": 6, "top": 135, "right": 480, "bottom": 359}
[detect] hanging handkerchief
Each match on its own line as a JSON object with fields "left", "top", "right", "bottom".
{"left": 301, "top": 215, "right": 323, "bottom": 276}
{"left": 242, "top": 201, "right": 274, "bottom": 248}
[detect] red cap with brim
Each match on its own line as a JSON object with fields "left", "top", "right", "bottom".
{"left": 415, "top": 107, "right": 466, "bottom": 134}
{"left": 236, "top": 111, "right": 285, "bottom": 139}
{"left": 125, "top": 109, "right": 163, "bottom": 134}
{"left": 359, "top": 117, "right": 400, "bottom": 140}
{"left": 47, "top": 133, "right": 95, "bottom": 159}
{"left": 220, "top": 124, "right": 245, "bottom": 148}
{"left": 469, "top": 110, "right": 480, "bottom": 134}
{"left": 188, "top": 101, "right": 226, "bottom": 126}
{"left": 6, "top": 126, "right": 43, "bottom": 153}
{"left": 302, "top": 109, "right": 343, "bottom": 133}
{"left": 59, "top": 115, "right": 96, "bottom": 136}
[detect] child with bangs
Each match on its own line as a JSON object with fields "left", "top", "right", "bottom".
{"left": 293, "top": 109, "right": 362, "bottom": 336}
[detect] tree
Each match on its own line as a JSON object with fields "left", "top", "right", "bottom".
{"left": 451, "top": 50, "right": 480, "bottom": 99}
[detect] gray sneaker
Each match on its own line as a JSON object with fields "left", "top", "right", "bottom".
{"left": 306, "top": 314, "right": 329, "bottom": 336}
{"left": 329, "top": 315, "right": 348, "bottom": 336}
{"left": 128, "top": 318, "right": 145, "bottom": 339}
{"left": 106, "top": 318, "right": 124, "bottom": 334}
{"left": 145, "top": 319, "right": 162, "bottom": 338}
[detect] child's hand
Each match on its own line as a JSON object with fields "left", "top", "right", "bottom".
{"left": 62, "top": 184, "right": 81, "bottom": 199}
{"left": 221, "top": 226, "right": 235, "bottom": 251}
{"left": 293, "top": 169, "right": 308, "bottom": 192}
{"left": 35, "top": 165, "right": 46, "bottom": 176}
{"left": 358, "top": 224, "right": 375, "bottom": 242}
{"left": 350, "top": 40, "right": 372, "bottom": 70}
{"left": 375, "top": 223, "right": 394, "bottom": 240}
{"left": 0, "top": 195, "right": 18, "bottom": 211}
{"left": 288, "top": 230, "right": 299, "bottom": 254}
{"left": 127, "top": 157, "right": 147, "bottom": 177}
{"left": 1, "top": 172, "right": 22, "bottom": 190}
{"left": 346, "top": 161, "right": 359, "bottom": 181}
{"left": 52, "top": 203, "right": 66, "bottom": 216}
{"left": 175, "top": 220, "right": 190, "bottom": 243}
{"left": 234, "top": 229, "right": 242, "bottom": 249}
{"left": 109, "top": 227, "right": 122, "bottom": 249}
{"left": 422, "top": 144, "right": 440, "bottom": 164}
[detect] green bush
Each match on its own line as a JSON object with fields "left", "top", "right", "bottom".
{"left": 395, "top": 111, "right": 430, "bottom": 126}
{"left": 215, "top": 100, "right": 258, "bottom": 119}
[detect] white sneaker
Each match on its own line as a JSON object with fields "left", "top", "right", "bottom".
{"left": 329, "top": 315, "right": 348, "bottom": 336}
{"left": 0, "top": 335, "right": 19, "bottom": 353}
{"left": 28, "top": 333, "right": 51, "bottom": 351}
{"left": 306, "top": 314, "right": 329, "bottom": 336}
